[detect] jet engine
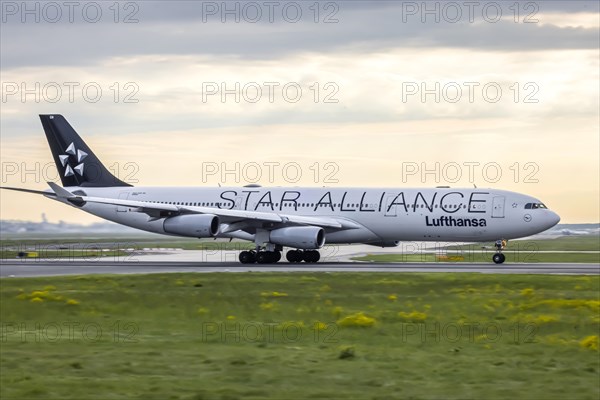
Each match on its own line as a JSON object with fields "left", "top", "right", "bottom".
{"left": 163, "top": 214, "right": 219, "bottom": 237}
{"left": 269, "top": 226, "right": 325, "bottom": 249}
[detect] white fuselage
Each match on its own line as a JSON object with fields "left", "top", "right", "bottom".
{"left": 52, "top": 186, "right": 561, "bottom": 244}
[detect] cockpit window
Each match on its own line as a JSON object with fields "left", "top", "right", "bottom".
{"left": 525, "top": 203, "right": 547, "bottom": 209}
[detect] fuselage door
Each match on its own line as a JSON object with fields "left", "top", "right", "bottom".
{"left": 117, "top": 192, "right": 130, "bottom": 212}
{"left": 492, "top": 196, "right": 505, "bottom": 218}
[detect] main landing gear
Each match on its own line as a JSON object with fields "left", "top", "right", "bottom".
{"left": 239, "top": 250, "right": 281, "bottom": 264}
{"left": 286, "top": 249, "right": 320, "bottom": 263}
{"left": 492, "top": 239, "right": 507, "bottom": 264}
{"left": 238, "top": 249, "right": 320, "bottom": 264}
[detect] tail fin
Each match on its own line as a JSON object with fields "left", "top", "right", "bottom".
{"left": 40, "top": 114, "right": 131, "bottom": 187}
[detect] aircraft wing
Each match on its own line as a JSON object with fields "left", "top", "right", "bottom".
{"left": 45, "top": 183, "right": 359, "bottom": 231}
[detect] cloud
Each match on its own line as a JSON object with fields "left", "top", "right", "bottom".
{"left": 1, "top": 1, "right": 598, "bottom": 69}
{"left": 1, "top": 1, "right": 598, "bottom": 223}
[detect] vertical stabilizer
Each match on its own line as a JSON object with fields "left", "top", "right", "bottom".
{"left": 40, "top": 114, "right": 131, "bottom": 187}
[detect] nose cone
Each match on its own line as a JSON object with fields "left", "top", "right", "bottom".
{"left": 547, "top": 211, "right": 561, "bottom": 228}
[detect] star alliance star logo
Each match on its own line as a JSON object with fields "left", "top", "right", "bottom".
{"left": 59, "top": 142, "right": 87, "bottom": 177}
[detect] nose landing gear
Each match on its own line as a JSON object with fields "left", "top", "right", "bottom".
{"left": 493, "top": 239, "right": 507, "bottom": 264}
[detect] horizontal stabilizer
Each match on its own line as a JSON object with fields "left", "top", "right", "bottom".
{"left": 0, "top": 186, "right": 56, "bottom": 196}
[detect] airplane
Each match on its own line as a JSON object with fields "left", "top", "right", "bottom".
{"left": 1, "top": 115, "right": 560, "bottom": 264}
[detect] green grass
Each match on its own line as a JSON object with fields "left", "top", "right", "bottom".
{"left": 0, "top": 250, "right": 130, "bottom": 259}
{"left": 1, "top": 273, "right": 599, "bottom": 399}
{"left": 0, "top": 239, "right": 254, "bottom": 259}
{"left": 352, "top": 252, "right": 600, "bottom": 263}
{"left": 446, "top": 236, "right": 600, "bottom": 252}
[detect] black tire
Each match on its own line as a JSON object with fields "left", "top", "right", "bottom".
{"left": 256, "top": 252, "right": 269, "bottom": 264}
{"left": 287, "top": 250, "right": 302, "bottom": 263}
{"left": 499, "top": 253, "right": 506, "bottom": 263}
{"left": 492, "top": 253, "right": 505, "bottom": 264}
{"left": 273, "top": 251, "right": 281, "bottom": 263}
{"left": 304, "top": 250, "right": 320, "bottom": 263}
{"left": 312, "top": 251, "right": 320, "bottom": 263}
{"left": 239, "top": 251, "right": 252, "bottom": 264}
{"left": 286, "top": 250, "right": 295, "bottom": 263}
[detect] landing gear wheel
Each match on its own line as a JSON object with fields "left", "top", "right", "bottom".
{"left": 312, "top": 251, "right": 320, "bottom": 263}
{"left": 239, "top": 251, "right": 255, "bottom": 264}
{"left": 255, "top": 251, "right": 281, "bottom": 264}
{"left": 256, "top": 252, "right": 269, "bottom": 264}
{"left": 272, "top": 251, "right": 281, "bottom": 263}
{"left": 303, "top": 250, "right": 320, "bottom": 263}
{"left": 286, "top": 250, "right": 303, "bottom": 263}
{"left": 492, "top": 253, "right": 505, "bottom": 264}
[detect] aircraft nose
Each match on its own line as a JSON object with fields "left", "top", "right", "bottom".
{"left": 548, "top": 211, "right": 560, "bottom": 227}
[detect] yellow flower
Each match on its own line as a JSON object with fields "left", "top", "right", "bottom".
{"left": 580, "top": 335, "right": 598, "bottom": 351}
{"left": 30, "top": 297, "right": 44, "bottom": 303}
{"left": 337, "top": 312, "right": 376, "bottom": 328}
{"left": 332, "top": 306, "right": 344, "bottom": 318}
{"left": 66, "top": 299, "right": 80, "bottom": 305}
{"left": 313, "top": 321, "right": 328, "bottom": 331}
{"left": 520, "top": 288, "right": 535, "bottom": 297}
{"left": 398, "top": 311, "right": 427, "bottom": 323}
{"left": 260, "top": 291, "right": 288, "bottom": 298}
{"left": 197, "top": 307, "right": 209, "bottom": 315}
{"left": 533, "top": 315, "right": 557, "bottom": 324}
{"left": 260, "top": 302, "right": 276, "bottom": 311}
{"left": 226, "top": 315, "right": 236, "bottom": 320}
{"left": 388, "top": 294, "right": 398, "bottom": 301}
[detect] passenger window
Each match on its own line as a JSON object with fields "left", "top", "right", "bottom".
{"left": 525, "top": 203, "right": 532, "bottom": 209}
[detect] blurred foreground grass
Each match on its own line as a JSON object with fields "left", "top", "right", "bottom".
{"left": 1, "top": 273, "right": 599, "bottom": 399}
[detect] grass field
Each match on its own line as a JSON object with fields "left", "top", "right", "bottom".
{"left": 354, "top": 235, "right": 600, "bottom": 263}
{"left": 445, "top": 236, "right": 600, "bottom": 252}
{"left": 1, "top": 273, "right": 598, "bottom": 399}
{"left": 352, "top": 252, "right": 600, "bottom": 263}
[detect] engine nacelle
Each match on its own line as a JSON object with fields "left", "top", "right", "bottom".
{"left": 163, "top": 214, "right": 219, "bottom": 237}
{"left": 364, "top": 240, "right": 400, "bottom": 248}
{"left": 270, "top": 226, "right": 325, "bottom": 249}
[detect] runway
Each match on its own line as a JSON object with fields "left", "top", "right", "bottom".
{"left": 1, "top": 260, "right": 598, "bottom": 277}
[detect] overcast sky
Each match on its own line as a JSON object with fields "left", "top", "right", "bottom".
{"left": 1, "top": 0, "right": 598, "bottom": 223}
